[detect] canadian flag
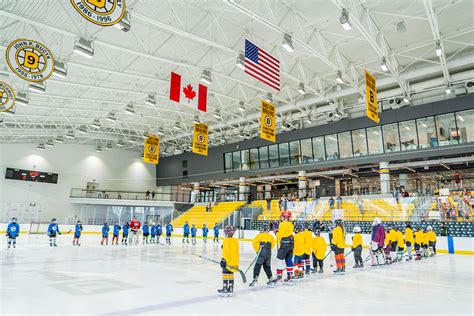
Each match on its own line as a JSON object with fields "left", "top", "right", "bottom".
{"left": 169, "top": 72, "right": 207, "bottom": 112}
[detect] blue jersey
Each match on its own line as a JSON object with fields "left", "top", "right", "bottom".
{"left": 122, "top": 224, "right": 129, "bottom": 235}
{"left": 191, "top": 227, "right": 197, "bottom": 237}
{"left": 202, "top": 227, "right": 209, "bottom": 237}
{"left": 213, "top": 225, "right": 219, "bottom": 236}
{"left": 150, "top": 226, "right": 157, "bottom": 236}
{"left": 143, "top": 225, "right": 149, "bottom": 234}
{"left": 166, "top": 224, "right": 173, "bottom": 234}
{"left": 7, "top": 223, "right": 20, "bottom": 237}
{"left": 47, "top": 223, "right": 61, "bottom": 236}
{"left": 156, "top": 224, "right": 162, "bottom": 235}
{"left": 102, "top": 225, "right": 110, "bottom": 236}
{"left": 183, "top": 224, "right": 190, "bottom": 234}
{"left": 74, "top": 224, "right": 83, "bottom": 236}
{"left": 113, "top": 225, "right": 121, "bottom": 236}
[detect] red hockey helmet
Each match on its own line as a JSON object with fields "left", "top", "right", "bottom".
{"left": 280, "top": 210, "right": 292, "bottom": 219}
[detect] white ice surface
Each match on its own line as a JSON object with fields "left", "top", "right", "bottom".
{"left": 1, "top": 234, "right": 472, "bottom": 315}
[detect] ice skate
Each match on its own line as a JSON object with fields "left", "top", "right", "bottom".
{"left": 217, "top": 288, "right": 228, "bottom": 297}
{"left": 283, "top": 275, "right": 293, "bottom": 285}
{"left": 266, "top": 278, "right": 275, "bottom": 288}
{"left": 318, "top": 269, "right": 324, "bottom": 274}
{"left": 249, "top": 278, "right": 258, "bottom": 289}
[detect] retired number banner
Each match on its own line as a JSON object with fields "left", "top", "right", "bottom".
{"left": 260, "top": 100, "right": 276, "bottom": 142}
{"left": 365, "top": 70, "right": 379, "bottom": 124}
{"left": 144, "top": 136, "right": 160, "bottom": 164}
{"left": 192, "top": 123, "right": 208, "bottom": 156}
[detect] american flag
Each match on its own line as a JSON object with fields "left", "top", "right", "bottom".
{"left": 244, "top": 39, "right": 280, "bottom": 91}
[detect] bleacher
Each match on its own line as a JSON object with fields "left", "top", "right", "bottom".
{"left": 172, "top": 201, "right": 245, "bottom": 228}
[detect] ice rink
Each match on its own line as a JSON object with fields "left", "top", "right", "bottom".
{"left": 1, "top": 234, "right": 472, "bottom": 315}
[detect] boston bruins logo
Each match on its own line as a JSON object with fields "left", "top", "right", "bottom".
{"left": 71, "top": 0, "right": 126, "bottom": 26}
{"left": 6, "top": 39, "right": 54, "bottom": 82}
{"left": 197, "top": 134, "right": 205, "bottom": 143}
{"left": 0, "top": 82, "right": 16, "bottom": 113}
{"left": 264, "top": 115, "right": 273, "bottom": 127}
{"left": 147, "top": 145, "right": 156, "bottom": 154}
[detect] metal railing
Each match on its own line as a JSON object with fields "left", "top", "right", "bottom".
{"left": 69, "top": 188, "right": 190, "bottom": 202}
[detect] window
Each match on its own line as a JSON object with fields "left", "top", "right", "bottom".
{"left": 456, "top": 109, "right": 474, "bottom": 144}
{"left": 382, "top": 123, "right": 400, "bottom": 152}
{"left": 224, "top": 153, "right": 232, "bottom": 172}
{"left": 367, "top": 126, "right": 383, "bottom": 155}
{"left": 259, "top": 147, "right": 269, "bottom": 169}
{"left": 289, "top": 141, "right": 301, "bottom": 165}
{"left": 325, "top": 134, "right": 339, "bottom": 160}
{"left": 352, "top": 129, "right": 367, "bottom": 157}
{"left": 312, "top": 136, "right": 325, "bottom": 161}
{"left": 436, "top": 113, "right": 459, "bottom": 146}
{"left": 417, "top": 116, "right": 437, "bottom": 149}
{"left": 232, "top": 151, "right": 241, "bottom": 171}
{"left": 300, "top": 138, "right": 313, "bottom": 163}
{"left": 182, "top": 160, "right": 188, "bottom": 168}
{"left": 399, "top": 120, "right": 418, "bottom": 151}
{"left": 268, "top": 144, "right": 279, "bottom": 168}
{"left": 279, "top": 142, "right": 290, "bottom": 166}
{"left": 250, "top": 148, "right": 259, "bottom": 170}
{"left": 241, "top": 150, "right": 250, "bottom": 171}
{"left": 338, "top": 132, "right": 353, "bottom": 159}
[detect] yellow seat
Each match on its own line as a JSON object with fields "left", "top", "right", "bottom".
{"left": 172, "top": 201, "right": 245, "bottom": 228}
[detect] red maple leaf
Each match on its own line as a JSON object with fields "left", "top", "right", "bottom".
{"left": 183, "top": 84, "right": 196, "bottom": 103}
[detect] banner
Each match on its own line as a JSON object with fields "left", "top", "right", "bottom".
{"left": 260, "top": 100, "right": 276, "bottom": 142}
{"left": 0, "top": 82, "right": 16, "bottom": 112}
{"left": 365, "top": 70, "right": 379, "bottom": 123}
{"left": 143, "top": 136, "right": 160, "bottom": 164}
{"left": 70, "top": 0, "right": 126, "bottom": 26}
{"left": 192, "top": 123, "right": 208, "bottom": 156}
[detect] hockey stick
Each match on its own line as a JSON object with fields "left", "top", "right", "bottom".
{"left": 322, "top": 249, "right": 333, "bottom": 261}
{"left": 195, "top": 255, "right": 247, "bottom": 283}
{"left": 244, "top": 245, "right": 263, "bottom": 275}
{"left": 344, "top": 250, "right": 353, "bottom": 258}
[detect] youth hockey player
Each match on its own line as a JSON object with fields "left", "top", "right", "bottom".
{"left": 213, "top": 223, "right": 219, "bottom": 243}
{"left": 302, "top": 227, "right": 313, "bottom": 275}
{"left": 101, "top": 223, "right": 109, "bottom": 245}
{"left": 156, "top": 223, "right": 163, "bottom": 244}
{"left": 112, "top": 223, "right": 121, "bottom": 245}
{"left": 292, "top": 226, "right": 305, "bottom": 279}
{"left": 414, "top": 227, "right": 423, "bottom": 260}
{"left": 384, "top": 225, "right": 395, "bottom": 264}
{"left": 218, "top": 225, "right": 239, "bottom": 297}
{"left": 331, "top": 218, "right": 346, "bottom": 274}
{"left": 47, "top": 218, "right": 61, "bottom": 247}
{"left": 6, "top": 217, "right": 19, "bottom": 249}
{"left": 370, "top": 217, "right": 385, "bottom": 266}
{"left": 389, "top": 226, "right": 398, "bottom": 263}
{"left": 130, "top": 216, "right": 141, "bottom": 245}
{"left": 426, "top": 226, "right": 437, "bottom": 256}
{"left": 395, "top": 227, "right": 405, "bottom": 261}
{"left": 191, "top": 224, "right": 197, "bottom": 245}
{"left": 142, "top": 223, "right": 150, "bottom": 244}
{"left": 404, "top": 223, "right": 414, "bottom": 260}
{"left": 165, "top": 221, "right": 173, "bottom": 245}
{"left": 150, "top": 224, "right": 157, "bottom": 243}
{"left": 421, "top": 228, "right": 429, "bottom": 258}
{"left": 122, "top": 222, "right": 129, "bottom": 245}
{"left": 202, "top": 224, "right": 209, "bottom": 243}
{"left": 183, "top": 221, "right": 190, "bottom": 243}
{"left": 249, "top": 224, "right": 275, "bottom": 289}
{"left": 311, "top": 229, "right": 326, "bottom": 274}
{"left": 73, "top": 220, "right": 82, "bottom": 246}
{"left": 272, "top": 210, "right": 294, "bottom": 285}
{"left": 352, "top": 226, "right": 363, "bottom": 268}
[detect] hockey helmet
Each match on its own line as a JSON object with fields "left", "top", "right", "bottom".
{"left": 334, "top": 218, "right": 343, "bottom": 226}
{"left": 353, "top": 226, "right": 361, "bottom": 233}
{"left": 51, "top": 218, "right": 57, "bottom": 223}
{"left": 224, "top": 225, "right": 235, "bottom": 238}
{"left": 372, "top": 217, "right": 381, "bottom": 226}
{"left": 313, "top": 229, "right": 321, "bottom": 236}
{"left": 260, "top": 223, "right": 269, "bottom": 232}
{"left": 405, "top": 222, "right": 412, "bottom": 229}
{"left": 427, "top": 225, "right": 433, "bottom": 231}
{"left": 11, "top": 217, "right": 17, "bottom": 223}
{"left": 280, "top": 210, "right": 292, "bottom": 220}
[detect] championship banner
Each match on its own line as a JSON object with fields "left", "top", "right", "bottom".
{"left": 260, "top": 100, "right": 276, "bottom": 142}
{"left": 143, "top": 136, "right": 160, "bottom": 164}
{"left": 365, "top": 70, "right": 379, "bottom": 124}
{"left": 192, "top": 123, "right": 208, "bottom": 156}
{"left": 70, "top": 0, "right": 126, "bottom": 26}
{"left": 0, "top": 82, "right": 16, "bottom": 113}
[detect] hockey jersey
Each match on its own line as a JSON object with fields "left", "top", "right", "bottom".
{"left": 101, "top": 225, "right": 109, "bottom": 236}
{"left": 404, "top": 227, "right": 414, "bottom": 244}
{"left": 213, "top": 225, "right": 219, "bottom": 236}
{"left": 293, "top": 232, "right": 306, "bottom": 256}
{"left": 352, "top": 233, "right": 363, "bottom": 248}
{"left": 202, "top": 227, "right": 209, "bottom": 237}
{"left": 156, "top": 224, "right": 162, "bottom": 235}
{"left": 113, "top": 225, "right": 121, "bottom": 236}
{"left": 74, "top": 224, "right": 83, "bottom": 236}
{"left": 303, "top": 229, "right": 313, "bottom": 255}
{"left": 183, "top": 223, "right": 190, "bottom": 234}
{"left": 222, "top": 237, "right": 240, "bottom": 272}
{"left": 396, "top": 231, "right": 405, "bottom": 248}
{"left": 414, "top": 231, "right": 424, "bottom": 244}
{"left": 142, "top": 225, "right": 149, "bottom": 234}
{"left": 150, "top": 226, "right": 157, "bottom": 236}
{"left": 312, "top": 236, "right": 326, "bottom": 260}
{"left": 252, "top": 232, "right": 275, "bottom": 253}
{"left": 331, "top": 226, "right": 345, "bottom": 249}
{"left": 427, "top": 231, "right": 437, "bottom": 242}
{"left": 6, "top": 223, "right": 20, "bottom": 237}
{"left": 166, "top": 224, "right": 173, "bottom": 234}
{"left": 191, "top": 227, "right": 197, "bottom": 237}
{"left": 47, "top": 223, "right": 61, "bottom": 236}
{"left": 130, "top": 219, "right": 141, "bottom": 230}
{"left": 122, "top": 224, "right": 129, "bottom": 235}
{"left": 275, "top": 221, "right": 294, "bottom": 243}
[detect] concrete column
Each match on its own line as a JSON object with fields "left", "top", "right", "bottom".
{"left": 379, "top": 162, "right": 390, "bottom": 194}
{"left": 193, "top": 182, "right": 200, "bottom": 203}
{"left": 298, "top": 170, "right": 307, "bottom": 199}
{"left": 238, "top": 177, "right": 246, "bottom": 201}
{"left": 335, "top": 178, "right": 341, "bottom": 196}
{"left": 399, "top": 173, "right": 408, "bottom": 190}
{"left": 264, "top": 184, "right": 272, "bottom": 199}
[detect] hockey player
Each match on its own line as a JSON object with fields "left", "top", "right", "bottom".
{"left": 112, "top": 223, "right": 121, "bottom": 245}
{"left": 331, "top": 218, "right": 346, "bottom": 274}
{"left": 272, "top": 210, "right": 294, "bottom": 285}
{"left": 6, "top": 217, "right": 19, "bottom": 249}
{"left": 370, "top": 217, "right": 385, "bottom": 266}
{"left": 183, "top": 221, "right": 190, "bottom": 243}
{"left": 302, "top": 227, "right": 313, "bottom": 275}
{"left": 213, "top": 223, "right": 219, "bottom": 243}
{"left": 142, "top": 223, "right": 150, "bottom": 244}
{"left": 384, "top": 225, "right": 395, "bottom": 264}
{"left": 129, "top": 216, "right": 141, "bottom": 245}
{"left": 150, "top": 224, "right": 157, "bottom": 244}
{"left": 311, "top": 229, "right": 326, "bottom": 274}
{"left": 47, "top": 218, "right": 61, "bottom": 247}
{"left": 426, "top": 226, "right": 437, "bottom": 256}
{"left": 389, "top": 226, "right": 398, "bottom": 263}
{"left": 122, "top": 222, "right": 129, "bottom": 245}
{"left": 218, "top": 225, "right": 239, "bottom": 297}
{"left": 352, "top": 226, "right": 363, "bottom": 268}
{"left": 165, "top": 221, "right": 173, "bottom": 245}
{"left": 73, "top": 220, "right": 82, "bottom": 246}
{"left": 249, "top": 224, "right": 275, "bottom": 289}
{"left": 404, "top": 223, "right": 414, "bottom": 260}
{"left": 202, "top": 224, "right": 209, "bottom": 243}
{"left": 395, "top": 227, "right": 405, "bottom": 261}
{"left": 414, "top": 227, "right": 423, "bottom": 260}
{"left": 292, "top": 226, "right": 305, "bottom": 279}
{"left": 191, "top": 224, "right": 197, "bottom": 245}
{"left": 101, "top": 223, "right": 109, "bottom": 245}
{"left": 421, "top": 228, "right": 429, "bottom": 258}
{"left": 156, "top": 223, "right": 163, "bottom": 244}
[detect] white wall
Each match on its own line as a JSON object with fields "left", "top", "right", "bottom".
{"left": 0, "top": 143, "right": 157, "bottom": 223}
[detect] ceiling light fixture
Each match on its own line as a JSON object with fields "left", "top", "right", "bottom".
{"left": 200, "top": 70, "right": 212, "bottom": 85}
{"left": 96, "top": 145, "right": 103, "bottom": 152}
{"left": 91, "top": 119, "right": 101, "bottom": 129}
{"left": 37, "top": 143, "right": 45, "bottom": 150}
{"left": 380, "top": 58, "right": 389, "bottom": 72}
{"left": 28, "top": 81, "right": 46, "bottom": 94}
{"left": 339, "top": 8, "right": 352, "bottom": 31}
{"left": 193, "top": 115, "right": 199, "bottom": 124}
{"left": 55, "top": 136, "right": 64, "bottom": 143}
{"left": 77, "top": 126, "right": 87, "bottom": 134}
{"left": 106, "top": 112, "right": 116, "bottom": 122}
{"left": 213, "top": 109, "right": 222, "bottom": 120}
{"left": 445, "top": 85, "right": 452, "bottom": 94}
{"left": 53, "top": 60, "right": 68, "bottom": 78}
{"left": 297, "top": 82, "right": 305, "bottom": 95}
{"left": 65, "top": 130, "right": 75, "bottom": 139}
{"left": 264, "top": 93, "right": 273, "bottom": 103}
{"left": 157, "top": 128, "right": 164, "bottom": 136}
{"left": 117, "top": 140, "right": 124, "bottom": 147}
{"left": 435, "top": 40, "right": 443, "bottom": 57}
{"left": 174, "top": 122, "right": 181, "bottom": 130}
{"left": 114, "top": 10, "right": 131, "bottom": 32}
{"left": 125, "top": 103, "right": 135, "bottom": 114}
{"left": 282, "top": 33, "right": 294, "bottom": 52}
{"left": 15, "top": 91, "right": 29, "bottom": 106}
{"left": 336, "top": 71, "right": 344, "bottom": 84}
{"left": 238, "top": 101, "right": 245, "bottom": 112}
{"left": 73, "top": 37, "right": 94, "bottom": 59}
{"left": 146, "top": 94, "right": 156, "bottom": 106}
{"left": 106, "top": 142, "right": 113, "bottom": 150}
{"left": 45, "top": 139, "right": 54, "bottom": 147}
{"left": 236, "top": 52, "right": 245, "bottom": 70}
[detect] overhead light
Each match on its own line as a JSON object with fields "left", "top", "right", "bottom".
{"left": 37, "top": 143, "right": 45, "bottom": 150}
{"left": 45, "top": 139, "right": 54, "bottom": 147}
{"left": 117, "top": 139, "right": 124, "bottom": 147}
{"left": 339, "top": 8, "right": 351, "bottom": 31}
{"left": 435, "top": 40, "right": 443, "bottom": 57}
{"left": 457, "top": 115, "right": 464, "bottom": 122}
{"left": 73, "top": 37, "right": 94, "bottom": 59}
{"left": 15, "top": 92, "right": 29, "bottom": 106}
{"left": 29, "top": 81, "right": 46, "bottom": 94}
{"left": 193, "top": 115, "right": 199, "bottom": 124}
{"left": 440, "top": 162, "right": 450, "bottom": 170}
{"left": 380, "top": 58, "right": 389, "bottom": 72}
{"left": 125, "top": 103, "right": 135, "bottom": 114}
{"left": 238, "top": 101, "right": 245, "bottom": 112}
{"left": 53, "top": 60, "right": 67, "bottom": 78}
{"left": 264, "top": 93, "right": 273, "bottom": 103}
{"left": 282, "top": 33, "right": 294, "bottom": 52}
{"left": 297, "top": 82, "right": 305, "bottom": 95}
{"left": 146, "top": 94, "right": 156, "bottom": 106}
{"left": 65, "top": 130, "right": 75, "bottom": 139}
{"left": 91, "top": 119, "right": 101, "bottom": 129}
{"left": 114, "top": 10, "right": 131, "bottom": 32}
{"left": 200, "top": 70, "right": 212, "bottom": 85}
{"left": 106, "top": 142, "right": 113, "bottom": 150}
{"left": 397, "top": 21, "right": 407, "bottom": 33}
{"left": 129, "top": 137, "right": 136, "bottom": 143}
{"left": 157, "top": 128, "right": 164, "bottom": 136}
{"left": 213, "top": 109, "right": 221, "bottom": 119}
{"left": 445, "top": 85, "right": 452, "bottom": 94}
{"left": 403, "top": 95, "right": 410, "bottom": 103}
{"left": 174, "top": 122, "right": 181, "bottom": 130}
{"left": 236, "top": 52, "right": 245, "bottom": 70}
{"left": 96, "top": 145, "right": 103, "bottom": 152}
{"left": 77, "top": 126, "right": 87, "bottom": 134}
{"left": 142, "top": 132, "right": 149, "bottom": 139}
{"left": 306, "top": 117, "right": 312, "bottom": 124}
{"left": 106, "top": 112, "right": 116, "bottom": 122}
{"left": 336, "top": 71, "right": 344, "bottom": 84}
{"left": 4, "top": 107, "right": 15, "bottom": 116}
{"left": 55, "top": 136, "right": 64, "bottom": 143}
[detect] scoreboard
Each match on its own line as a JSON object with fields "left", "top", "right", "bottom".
{"left": 5, "top": 168, "right": 58, "bottom": 184}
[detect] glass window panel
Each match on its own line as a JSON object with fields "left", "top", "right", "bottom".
{"left": 289, "top": 141, "right": 301, "bottom": 165}
{"left": 399, "top": 120, "right": 418, "bottom": 151}
{"left": 456, "top": 109, "right": 474, "bottom": 144}
{"left": 367, "top": 126, "right": 383, "bottom": 155}
{"left": 416, "top": 116, "right": 437, "bottom": 149}
{"left": 232, "top": 151, "right": 241, "bottom": 171}
{"left": 259, "top": 147, "right": 269, "bottom": 169}
{"left": 224, "top": 153, "right": 232, "bottom": 172}
{"left": 241, "top": 150, "right": 250, "bottom": 170}
{"left": 382, "top": 123, "right": 400, "bottom": 152}
{"left": 338, "top": 132, "right": 353, "bottom": 159}
{"left": 312, "top": 136, "right": 325, "bottom": 161}
{"left": 325, "top": 134, "right": 339, "bottom": 160}
{"left": 279, "top": 142, "right": 290, "bottom": 166}
{"left": 268, "top": 144, "right": 279, "bottom": 168}
{"left": 300, "top": 138, "right": 313, "bottom": 163}
{"left": 436, "top": 113, "right": 459, "bottom": 146}
{"left": 352, "top": 129, "right": 368, "bottom": 157}
{"left": 250, "top": 148, "right": 259, "bottom": 170}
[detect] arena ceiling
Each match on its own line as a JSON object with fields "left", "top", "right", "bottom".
{"left": 0, "top": 0, "right": 472, "bottom": 155}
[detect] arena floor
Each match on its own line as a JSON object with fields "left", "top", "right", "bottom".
{"left": 1, "top": 235, "right": 472, "bottom": 315}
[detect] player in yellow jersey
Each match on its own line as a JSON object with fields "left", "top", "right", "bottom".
{"left": 404, "top": 223, "right": 414, "bottom": 261}
{"left": 218, "top": 225, "right": 239, "bottom": 297}
{"left": 394, "top": 227, "right": 405, "bottom": 262}
{"left": 271, "top": 210, "right": 295, "bottom": 285}
{"left": 249, "top": 223, "right": 276, "bottom": 289}
{"left": 331, "top": 218, "right": 346, "bottom": 274}
{"left": 389, "top": 226, "right": 398, "bottom": 263}
{"left": 302, "top": 227, "right": 313, "bottom": 275}
{"left": 426, "top": 225, "right": 437, "bottom": 256}
{"left": 414, "top": 227, "right": 423, "bottom": 260}
{"left": 292, "top": 226, "right": 306, "bottom": 279}
{"left": 352, "top": 226, "right": 363, "bottom": 268}
{"left": 311, "top": 229, "right": 326, "bottom": 274}
{"left": 421, "top": 228, "right": 429, "bottom": 258}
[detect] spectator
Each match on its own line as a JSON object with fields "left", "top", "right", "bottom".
{"left": 439, "top": 222, "right": 449, "bottom": 236}
{"left": 247, "top": 191, "right": 252, "bottom": 205}
{"left": 453, "top": 171, "right": 461, "bottom": 189}
{"left": 329, "top": 196, "right": 335, "bottom": 209}
{"left": 151, "top": 190, "right": 156, "bottom": 200}
{"left": 402, "top": 189, "right": 409, "bottom": 198}
{"left": 208, "top": 202, "right": 212, "bottom": 213}
{"left": 265, "top": 196, "right": 272, "bottom": 211}
{"left": 394, "top": 188, "right": 400, "bottom": 203}
{"left": 336, "top": 195, "right": 342, "bottom": 209}
{"left": 118, "top": 193, "right": 122, "bottom": 199}
{"left": 145, "top": 190, "right": 150, "bottom": 200}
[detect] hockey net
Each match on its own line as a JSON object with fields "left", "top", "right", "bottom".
{"left": 29, "top": 222, "right": 50, "bottom": 234}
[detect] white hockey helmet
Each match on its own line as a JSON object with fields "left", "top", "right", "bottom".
{"left": 372, "top": 217, "right": 382, "bottom": 226}
{"left": 427, "top": 225, "right": 433, "bottom": 231}
{"left": 353, "top": 226, "right": 361, "bottom": 233}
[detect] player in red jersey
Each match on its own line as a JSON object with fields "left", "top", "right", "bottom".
{"left": 129, "top": 216, "right": 141, "bottom": 245}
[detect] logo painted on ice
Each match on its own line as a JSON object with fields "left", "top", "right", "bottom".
{"left": 0, "top": 82, "right": 16, "bottom": 112}
{"left": 70, "top": 0, "right": 126, "bottom": 26}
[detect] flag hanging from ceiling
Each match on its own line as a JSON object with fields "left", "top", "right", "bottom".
{"left": 169, "top": 72, "right": 207, "bottom": 112}
{"left": 244, "top": 39, "right": 280, "bottom": 91}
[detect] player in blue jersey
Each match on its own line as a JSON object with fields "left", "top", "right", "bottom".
{"left": 122, "top": 222, "right": 129, "bottom": 245}
{"left": 150, "top": 223, "right": 157, "bottom": 243}
{"left": 213, "top": 223, "right": 220, "bottom": 243}
{"left": 6, "top": 217, "right": 20, "bottom": 249}
{"left": 191, "top": 224, "right": 197, "bottom": 245}
{"left": 47, "top": 218, "right": 61, "bottom": 247}
{"left": 165, "top": 221, "right": 173, "bottom": 245}
{"left": 142, "top": 223, "right": 150, "bottom": 244}
{"left": 183, "top": 221, "right": 190, "bottom": 243}
{"left": 202, "top": 224, "right": 209, "bottom": 243}
{"left": 101, "top": 223, "right": 110, "bottom": 245}
{"left": 112, "top": 223, "right": 121, "bottom": 245}
{"left": 73, "top": 220, "right": 83, "bottom": 246}
{"left": 156, "top": 223, "right": 163, "bottom": 244}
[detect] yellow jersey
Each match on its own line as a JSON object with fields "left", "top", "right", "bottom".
{"left": 222, "top": 237, "right": 240, "bottom": 272}
{"left": 427, "top": 231, "right": 437, "bottom": 243}
{"left": 332, "top": 226, "right": 345, "bottom": 249}
{"left": 396, "top": 231, "right": 404, "bottom": 248}
{"left": 312, "top": 236, "right": 327, "bottom": 260}
{"left": 303, "top": 230, "right": 313, "bottom": 255}
{"left": 293, "top": 232, "right": 305, "bottom": 256}
{"left": 414, "top": 231, "right": 423, "bottom": 244}
{"left": 405, "top": 227, "right": 414, "bottom": 244}
{"left": 352, "top": 233, "right": 363, "bottom": 248}
{"left": 252, "top": 232, "right": 275, "bottom": 253}
{"left": 276, "top": 221, "right": 294, "bottom": 243}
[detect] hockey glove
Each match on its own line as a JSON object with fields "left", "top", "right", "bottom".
{"left": 220, "top": 258, "right": 227, "bottom": 268}
{"left": 330, "top": 244, "right": 336, "bottom": 252}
